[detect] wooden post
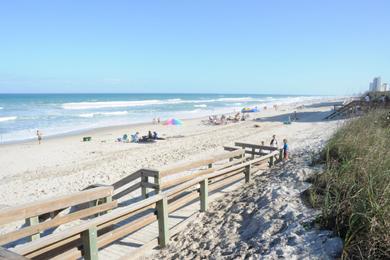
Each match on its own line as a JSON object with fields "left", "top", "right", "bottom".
{"left": 244, "top": 164, "right": 251, "bottom": 183}
{"left": 154, "top": 171, "right": 161, "bottom": 194}
{"left": 141, "top": 173, "right": 149, "bottom": 198}
{"left": 251, "top": 148, "right": 255, "bottom": 159}
{"left": 279, "top": 149, "right": 283, "bottom": 162}
{"left": 269, "top": 155, "right": 274, "bottom": 167}
{"left": 156, "top": 197, "right": 169, "bottom": 247}
{"left": 104, "top": 196, "right": 112, "bottom": 214}
{"left": 25, "top": 216, "right": 40, "bottom": 241}
{"left": 208, "top": 163, "right": 212, "bottom": 168}
{"left": 199, "top": 178, "right": 209, "bottom": 212}
{"left": 82, "top": 226, "right": 98, "bottom": 260}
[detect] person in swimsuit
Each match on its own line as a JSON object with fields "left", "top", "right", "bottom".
{"left": 36, "top": 130, "right": 42, "bottom": 144}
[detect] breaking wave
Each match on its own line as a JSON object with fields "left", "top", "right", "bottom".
{"left": 194, "top": 104, "right": 207, "bottom": 108}
{"left": 0, "top": 116, "right": 17, "bottom": 122}
{"left": 62, "top": 97, "right": 265, "bottom": 110}
{"left": 78, "top": 111, "right": 129, "bottom": 118}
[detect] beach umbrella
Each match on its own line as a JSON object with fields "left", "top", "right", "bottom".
{"left": 164, "top": 118, "right": 183, "bottom": 125}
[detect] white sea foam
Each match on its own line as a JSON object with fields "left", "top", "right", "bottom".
{"left": 194, "top": 104, "right": 207, "bottom": 108}
{"left": 0, "top": 116, "right": 17, "bottom": 122}
{"left": 79, "top": 111, "right": 129, "bottom": 118}
{"left": 63, "top": 99, "right": 187, "bottom": 110}
{"left": 216, "top": 97, "right": 254, "bottom": 102}
{"left": 62, "top": 97, "right": 265, "bottom": 110}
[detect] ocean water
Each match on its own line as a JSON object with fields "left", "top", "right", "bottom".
{"left": 0, "top": 93, "right": 322, "bottom": 143}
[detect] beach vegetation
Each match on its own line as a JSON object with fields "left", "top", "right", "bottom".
{"left": 308, "top": 110, "right": 390, "bottom": 259}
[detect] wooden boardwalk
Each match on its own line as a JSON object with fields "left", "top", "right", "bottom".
{"left": 98, "top": 175, "right": 246, "bottom": 260}
{"left": 0, "top": 143, "right": 278, "bottom": 260}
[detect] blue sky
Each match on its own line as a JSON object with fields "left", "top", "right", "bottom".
{"left": 0, "top": 1, "right": 389, "bottom": 95}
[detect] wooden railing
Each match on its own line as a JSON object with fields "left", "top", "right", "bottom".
{"left": 1, "top": 143, "right": 284, "bottom": 259}
{"left": 224, "top": 142, "right": 283, "bottom": 165}
{"left": 112, "top": 148, "right": 246, "bottom": 201}
{"left": 0, "top": 186, "right": 116, "bottom": 249}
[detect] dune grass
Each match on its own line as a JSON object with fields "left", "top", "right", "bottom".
{"left": 309, "top": 110, "right": 390, "bottom": 259}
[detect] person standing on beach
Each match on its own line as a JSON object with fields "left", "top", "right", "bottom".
{"left": 283, "top": 139, "right": 289, "bottom": 160}
{"left": 36, "top": 130, "right": 42, "bottom": 144}
{"left": 270, "top": 135, "right": 278, "bottom": 148}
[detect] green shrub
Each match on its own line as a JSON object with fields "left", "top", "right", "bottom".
{"left": 310, "top": 110, "right": 390, "bottom": 259}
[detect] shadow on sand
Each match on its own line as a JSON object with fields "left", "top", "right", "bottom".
{"left": 255, "top": 110, "right": 338, "bottom": 123}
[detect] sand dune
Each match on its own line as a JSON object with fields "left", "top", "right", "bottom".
{"left": 151, "top": 143, "right": 343, "bottom": 259}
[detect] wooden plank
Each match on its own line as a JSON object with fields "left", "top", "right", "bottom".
{"left": 112, "top": 170, "right": 142, "bottom": 190}
{"left": 97, "top": 213, "right": 157, "bottom": 249}
{"left": 25, "top": 216, "right": 40, "bottom": 242}
{"left": 0, "top": 247, "right": 27, "bottom": 260}
{"left": 223, "top": 146, "right": 240, "bottom": 151}
{"left": 154, "top": 172, "right": 161, "bottom": 194}
{"left": 210, "top": 149, "right": 244, "bottom": 162}
{"left": 141, "top": 169, "right": 159, "bottom": 177}
{"left": 159, "top": 149, "right": 244, "bottom": 178}
{"left": 0, "top": 186, "right": 113, "bottom": 225}
{"left": 82, "top": 226, "right": 98, "bottom": 260}
{"left": 209, "top": 174, "right": 244, "bottom": 193}
{"left": 235, "top": 142, "right": 277, "bottom": 151}
{"left": 141, "top": 175, "right": 149, "bottom": 198}
{"left": 112, "top": 182, "right": 141, "bottom": 200}
{"left": 156, "top": 197, "right": 169, "bottom": 247}
{"left": 269, "top": 155, "right": 274, "bottom": 167}
{"left": 159, "top": 159, "right": 213, "bottom": 178}
{"left": 142, "top": 182, "right": 159, "bottom": 190}
{"left": 165, "top": 177, "right": 201, "bottom": 199}
{"left": 23, "top": 234, "right": 82, "bottom": 259}
{"left": 14, "top": 194, "right": 163, "bottom": 256}
{"left": 168, "top": 191, "right": 199, "bottom": 213}
{"left": 160, "top": 168, "right": 213, "bottom": 190}
{"left": 214, "top": 157, "right": 244, "bottom": 171}
{"left": 209, "top": 168, "right": 243, "bottom": 184}
{"left": 199, "top": 179, "right": 208, "bottom": 212}
{"left": 244, "top": 165, "right": 251, "bottom": 183}
{"left": 0, "top": 201, "right": 117, "bottom": 246}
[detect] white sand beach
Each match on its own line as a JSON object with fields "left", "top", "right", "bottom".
{"left": 150, "top": 136, "right": 344, "bottom": 259}
{"left": 0, "top": 98, "right": 343, "bottom": 207}
{"left": 0, "top": 97, "right": 347, "bottom": 259}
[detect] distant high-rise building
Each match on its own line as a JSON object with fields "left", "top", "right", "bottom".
{"left": 373, "top": 77, "right": 382, "bottom": 91}
{"left": 369, "top": 82, "right": 373, "bottom": 91}
{"left": 368, "top": 77, "right": 388, "bottom": 92}
{"left": 382, "top": 83, "right": 388, "bottom": 92}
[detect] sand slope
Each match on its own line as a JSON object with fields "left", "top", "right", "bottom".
{"left": 151, "top": 143, "right": 343, "bottom": 259}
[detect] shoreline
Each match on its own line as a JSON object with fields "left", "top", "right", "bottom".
{"left": 0, "top": 96, "right": 342, "bottom": 146}
{"left": 0, "top": 97, "right": 344, "bottom": 208}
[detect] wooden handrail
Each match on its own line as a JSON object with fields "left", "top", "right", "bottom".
{"left": 159, "top": 149, "right": 244, "bottom": 178}
{"left": 234, "top": 142, "right": 278, "bottom": 151}
{"left": 0, "top": 186, "right": 113, "bottom": 226}
{"left": 12, "top": 194, "right": 163, "bottom": 257}
{"left": 3, "top": 143, "right": 283, "bottom": 260}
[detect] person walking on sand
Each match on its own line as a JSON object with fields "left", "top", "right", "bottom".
{"left": 36, "top": 130, "right": 42, "bottom": 144}
{"left": 270, "top": 135, "right": 278, "bottom": 148}
{"left": 283, "top": 139, "right": 289, "bottom": 160}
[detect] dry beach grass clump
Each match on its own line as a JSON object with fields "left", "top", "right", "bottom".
{"left": 309, "top": 110, "right": 390, "bottom": 259}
